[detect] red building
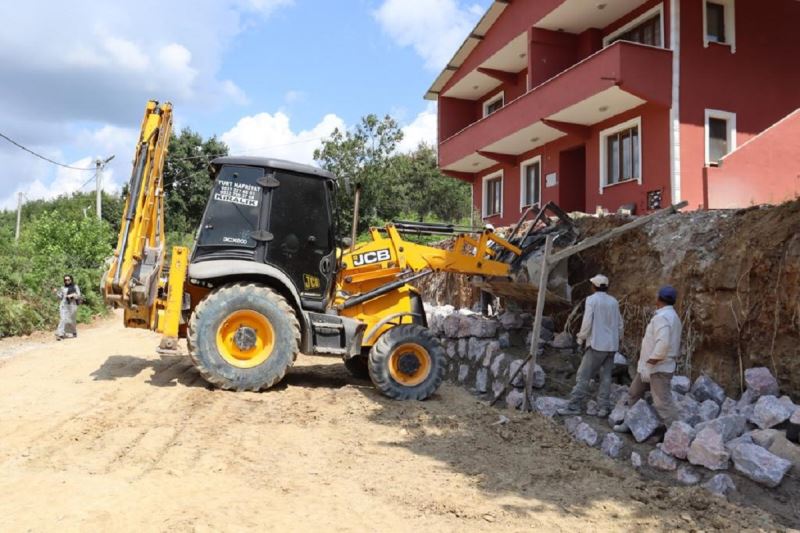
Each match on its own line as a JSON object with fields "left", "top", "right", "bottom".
{"left": 426, "top": 0, "right": 800, "bottom": 224}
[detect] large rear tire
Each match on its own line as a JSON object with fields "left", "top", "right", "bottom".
{"left": 188, "top": 283, "right": 300, "bottom": 391}
{"left": 368, "top": 325, "right": 445, "bottom": 401}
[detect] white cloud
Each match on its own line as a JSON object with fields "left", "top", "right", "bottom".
{"left": 399, "top": 104, "right": 438, "bottom": 152}
{"left": 284, "top": 90, "right": 307, "bottom": 105}
{"left": 0, "top": 0, "right": 294, "bottom": 211}
{"left": 221, "top": 112, "right": 346, "bottom": 165}
{"left": 374, "top": 0, "right": 485, "bottom": 70}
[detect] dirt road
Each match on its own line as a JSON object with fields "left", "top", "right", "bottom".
{"left": 0, "top": 317, "right": 781, "bottom": 532}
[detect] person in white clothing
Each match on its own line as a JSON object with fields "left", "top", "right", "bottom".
{"left": 558, "top": 274, "right": 623, "bottom": 417}
{"left": 614, "top": 285, "right": 682, "bottom": 433}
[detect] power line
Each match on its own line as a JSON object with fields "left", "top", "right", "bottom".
{"left": 0, "top": 131, "right": 95, "bottom": 171}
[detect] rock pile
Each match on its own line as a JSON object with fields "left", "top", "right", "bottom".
{"left": 426, "top": 305, "right": 552, "bottom": 403}
{"left": 558, "top": 367, "right": 799, "bottom": 494}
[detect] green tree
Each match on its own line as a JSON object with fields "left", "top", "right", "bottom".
{"left": 163, "top": 128, "right": 229, "bottom": 236}
{"left": 314, "top": 115, "right": 405, "bottom": 235}
{"left": 391, "top": 143, "right": 471, "bottom": 222}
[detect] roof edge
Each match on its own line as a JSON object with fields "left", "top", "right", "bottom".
{"left": 424, "top": 1, "right": 510, "bottom": 101}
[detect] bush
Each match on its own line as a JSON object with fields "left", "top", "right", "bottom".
{"left": 0, "top": 209, "right": 113, "bottom": 337}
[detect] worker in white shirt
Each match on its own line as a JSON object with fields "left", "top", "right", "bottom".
{"left": 557, "top": 274, "right": 623, "bottom": 417}
{"left": 614, "top": 285, "right": 682, "bottom": 433}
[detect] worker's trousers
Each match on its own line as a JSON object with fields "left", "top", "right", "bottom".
{"left": 566, "top": 348, "right": 614, "bottom": 411}
{"left": 628, "top": 372, "right": 679, "bottom": 428}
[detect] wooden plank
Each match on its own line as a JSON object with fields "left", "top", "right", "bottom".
{"left": 546, "top": 201, "right": 688, "bottom": 265}
{"left": 522, "top": 234, "right": 554, "bottom": 412}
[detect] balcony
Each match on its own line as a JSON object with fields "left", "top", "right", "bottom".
{"left": 439, "top": 41, "right": 673, "bottom": 174}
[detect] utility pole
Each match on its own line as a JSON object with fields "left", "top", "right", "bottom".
{"left": 95, "top": 154, "right": 115, "bottom": 219}
{"left": 15, "top": 192, "right": 24, "bottom": 243}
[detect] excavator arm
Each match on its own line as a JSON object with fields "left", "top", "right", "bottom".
{"left": 102, "top": 101, "right": 185, "bottom": 348}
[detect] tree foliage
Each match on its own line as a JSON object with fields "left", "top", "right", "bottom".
{"left": 314, "top": 115, "right": 470, "bottom": 235}
{"left": 163, "top": 128, "right": 229, "bottom": 236}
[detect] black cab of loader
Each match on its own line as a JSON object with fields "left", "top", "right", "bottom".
{"left": 186, "top": 157, "right": 365, "bottom": 382}
{"left": 192, "top": 157, "right": 339, "bottom": 311}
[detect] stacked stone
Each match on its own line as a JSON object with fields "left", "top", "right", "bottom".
{"left": 558, "top": 366, "right": 798, "bottom": 495}
{"left": 426, "top": 306, "right": 552, "bottom": 403}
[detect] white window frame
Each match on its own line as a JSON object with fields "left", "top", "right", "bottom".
{"left": 603, "top": 3, "right": 665, "bottom": 48}
{"left": 482, "top": 171, "right": 504, "bottom": 219}
{"left": 599, "top": 116, "right": 643, "bottom": 194}
{"left": 483, "top": 91, "right": 505, "bottom": 117}
{"left": 703, "top": 0, "right": 736, "bottom": 53}
{"left": 519, "top": 156, "right": 542, "bottom": 211}
{"left": 704, "top": 109, "right": 737, "bottom": 165}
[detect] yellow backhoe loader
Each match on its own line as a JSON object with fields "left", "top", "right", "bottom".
{"left": 102, "top": 101, "right": 524, "bottom": 400}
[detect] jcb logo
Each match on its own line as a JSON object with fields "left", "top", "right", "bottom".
{"left": 352, "top": 249, "right": 391, "bottom": 267}
{"left": 303, "top": 274, "right": 321, "bottom": 290}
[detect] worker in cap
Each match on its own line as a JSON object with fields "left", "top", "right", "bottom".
{"left": 614, "top": 285, "right": 682, "bottom": 435}
{"left": 558, "top": 274, "right": 623, "bottom": 417}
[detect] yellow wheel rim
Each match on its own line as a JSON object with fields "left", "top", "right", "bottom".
{"left": 216, "top": 310, "right": 275, "bottom": 369}
{"left": 388, "top": 343, "right": 432, "bottom": 387}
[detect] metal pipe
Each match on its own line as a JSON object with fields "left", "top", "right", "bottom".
{"left": 339, "top": 269, "right": 433, "bottom": 310}
{"left": 350, "top": 184, "right": 361, "bottom": 252}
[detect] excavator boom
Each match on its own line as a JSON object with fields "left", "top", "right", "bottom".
{"left": 103, "top": 101, "right": 176, "bottom": 335}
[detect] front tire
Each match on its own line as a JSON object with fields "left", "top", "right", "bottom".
{"left": 368, "top": 325, "right": 445, "bottom": 401}
{"left": 188, "top": 283, "right": 300, "bottom": 391}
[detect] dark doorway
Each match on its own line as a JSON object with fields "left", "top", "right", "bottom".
{"left": 559, "top": 145, "right": 586, "bottom": 213}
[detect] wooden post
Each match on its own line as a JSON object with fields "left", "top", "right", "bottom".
{"left": 523, "top": 234, "right": 554, "bottom": 412}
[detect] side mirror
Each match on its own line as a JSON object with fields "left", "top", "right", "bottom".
{"left": 340, "top": 237, "right": 353, "bottom": 249}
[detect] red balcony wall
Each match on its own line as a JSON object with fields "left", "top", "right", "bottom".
{"left": 441, "top": 0, "right": 562, "bottom": 96}
{"left": 704, "top": 110, "right": 800, "bottom": 208}
{"left": 471, "top": 103, "right": 672, "bottom": 225}
{"left": 439, "top": 97, "right": 479, "bottom": 141}
{"left": 679, "top": 0, "right": 800, "bottom": 209}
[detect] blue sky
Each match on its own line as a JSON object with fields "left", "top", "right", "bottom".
{"left": 0, "top": 0, "right": 491, "bottom": 210}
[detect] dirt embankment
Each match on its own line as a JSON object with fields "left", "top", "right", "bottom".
{"left": 419, "top": 201, "right": 800, "bottom": 398}
{"left": 573, "top": 200, "right": 800, "bottom": 398}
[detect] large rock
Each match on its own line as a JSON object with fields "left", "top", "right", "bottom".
{"left": 601, "top": 433, "right": 624, "bottom": 459}
{"left": 767, "top": 433, "right": 800, "bottom": 474}
{"left": 675, "top": 394, "right": 702, "bottom": 426}
{"left": 792, "top": 410, "right": 800, "bottom": 425}
{"left": 677, "top": 466, "right": 701, "bottom": 486}
{"left": 663, "top": 421, "right": 696, "bottom": 459}
{"left": 691, "top": 375, "right": 726, "bottom": 405}
{"left": 749, "top": 429, "right": 782, "bottom": 448}
{"left": 550, "top": 331, "right": 574, "bottom": 349}
{"left": 574, "top": 423, "right": 599, "bottom": 447}
{"left": 730, "top": 443, "right": 792, "bottom": 488}
{"left": 736, "top": 388, "right": 757, "bottom": 412}
{"left": 506, "top": 360, "right": 545, "bottom": 389}
{"left": 687, "top": 427, "right": 730, "bottom": 471}
{"left": 466, "top": 338, "right": 491, "bottom": 362}
{"left": 631, "top": 452, "right": 643, "bottom": 468}
{"left": 488, "top": 351, "right": 506, "bottom": 377}
{"left": 457, "top": 338, "right": 468, "bottom": 359}
{"left": 719, "top": 397, "right": 737, "bottom": 417}
{"left": 703, "top": 474, "right": 736, "bottom": 497}
{"left": 744, "top": 367, "right": 780, "bottom": 398}
{"left": 480, "top": 341, "right": 502, "bottom": 366}
{"left": 475, "top": 368, "right": 489, "bottom": 393}
{"left": 535, "top": 396, "right": 568, "bottom": 418}
{"left": 564, "top": 416, "right": 583, "bottom": 436}
{"left": 695, "top": 414, "right": 747, "bottom": 443}
{"left": 698, "top": 399, "right": 721, "bottom": 422}
{"left": 750, "top": 395, "right": 794, "bottom": 429}
{"left": 498, "top": 331, "right": 511, "bottom": 349}
{"left": 624, "top": 400, "right": 660, "bottom": 443}
{"left": 498, "top": 311, "right": 524, "bottom": 330}
{"left": 464, "top": 316, "right": 499, "bottom": 338}
{"left": 608, "top": 396, "right": 629, "bottom": 426}
{"left": 505, "top": 389, "right": 525, "bottom": 410}
{"left": 426, "top": 304, "right": 455, "bottom": 335}
{"left": 457, "top": 364, "right": 469, "bottom": 383}
{"left": 671, "top": 375, "right": 691, "bottom": 394}
{"left": 442, "top": 314, "right": 462, "bottom": 338}
{"left": 648, "top": 448, "right": 678, "bottom": 471}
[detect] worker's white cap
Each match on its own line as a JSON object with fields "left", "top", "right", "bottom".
{"left": 590, "top": 274, "right": 609, "bottom": 287}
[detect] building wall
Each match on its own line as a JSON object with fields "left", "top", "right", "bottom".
{"left": 705, "top": 109, "right": 800, "bottom": 208}
{"left": 679, "top": 0, "right": 800, "bottom": 208}
{"left": 472, "top": 103, "right": 672, "bottom": 225}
